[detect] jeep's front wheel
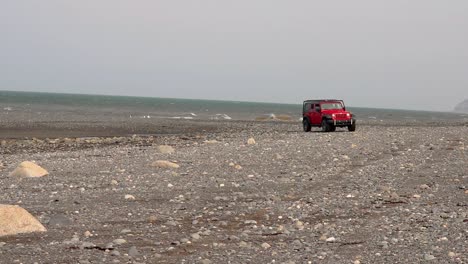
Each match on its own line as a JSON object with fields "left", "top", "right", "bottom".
{"left": 303, "top": 119, "right": 311, "bottom": 132}
{"left": 321, "top": 120, "right": 330, "bottom": 132}
{"left": 348, "top": 123, "right": 356, "bottom": 132}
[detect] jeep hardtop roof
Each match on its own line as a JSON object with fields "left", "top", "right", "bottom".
{"left": 303, "top": 99, "right": 343, "bottom": 104}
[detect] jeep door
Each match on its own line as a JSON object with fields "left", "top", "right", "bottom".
{"left": 310, "top": 104, "right": 321, "bottom": 125}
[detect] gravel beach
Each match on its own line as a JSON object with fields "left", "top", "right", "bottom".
{"left": 0, "top": 119, "right": 467, "bottom": 263}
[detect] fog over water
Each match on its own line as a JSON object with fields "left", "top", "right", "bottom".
{"left": 1, "top": 1, "right": 467, "bottom": 111}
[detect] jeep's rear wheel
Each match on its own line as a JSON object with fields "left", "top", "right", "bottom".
{"left": 348, "top": 123, "right": 356, "bottom": 132}
{"left": 321, "top": 120, "right": 330, "bottom": 132}
{"left": 330, "top": 125, "right": 336, "bottom": 132}
{"left": 303, "top": 119, "right": 311, "bottom": 132}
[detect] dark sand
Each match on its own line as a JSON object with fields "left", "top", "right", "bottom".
{"left": 0, "top": 118, "right": 467, "bottom": 263}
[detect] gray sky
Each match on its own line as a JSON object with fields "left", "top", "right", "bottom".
{"left": 1, "top": 1, "right": 467, "bottom": 111}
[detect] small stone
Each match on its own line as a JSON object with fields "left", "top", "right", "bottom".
{"left": 247, "top": 138, "right": 256, "bottom": 145}
{"left": 201, "top": 259, "right": 212, "bottom": 264}
{"left": 448, "top": 252, "right": 456, "bottom": 257}
{"left": 0, "top": 242, "right": 5, "bottom": 247}
{"left": 124, "top": 195, "right": 135, "bottom": 200}
{"left": 190, "top": 233, "right": 201, "bottom": 240}
{"left": 148, "top": 215, "right": 158, "bottom": 223}
{"left": 151, "top": 160, "right": 179, "bottom": 169}
{"left": 295, "top": 221, "right": 304, "bottom": 230}
{"left": 84, "top": 231, "right": 92, "bottom": 237}
{"left": 157, "top": 145, "right": 175, "bottom": 154}
{"left": 234, "top": 164, "right": 242, "bottom": 170}
{"left": 325, "top": 237, "right": 336, "bottom": 243}
{"left": 239, "top": 241, "right": 249, "bottom": 247}
{"left": 111, "top": 250, "right": 120, "bottom": 257}
{"left": 244, "top": 220, "right": 257, "bottom": 225}
{"left": 167, "top": 183, "right": 174, "bottom": 188}
{"left": 128, "top": 246, "right": 139, "bottom": 257}
{"left": 261, "top": 242, "right": 271, "bottom": 249}
{"left": 80, "top": 242, "right": 96, "bottom": 249}
{"left": 420, "top": 184, "right": 430, "bottom": 190}
{"left": 413, "top": 194, "right": 421, "bottom": 198}
{"left": 120, "top": 229, "right": 131, "bottom": 234}
{"left": 424, "top": 254, "right": 436, "bottom": 261}
{"left": 111, "top": 180, "right": 118, "bottom": 185}
{"left": 112, "top": 238, "right": 127, "bottom": 245}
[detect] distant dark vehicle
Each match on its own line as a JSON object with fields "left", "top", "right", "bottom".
{"left": 302, "top": 99, "right": 356, "bottom": 132}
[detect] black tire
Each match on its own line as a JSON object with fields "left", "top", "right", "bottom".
{"left": 348, "top": 123, "right": 356, "bottom": 132}
{"left": 330, "top": 125, "right": 336, "bottom": 132}
{"left": 321, "top": 119, "right": 330, "bottom": 132}
{"left": 303, "top": 119, "right": 311, "bottom": 132}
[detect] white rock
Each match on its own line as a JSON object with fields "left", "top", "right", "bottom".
{"left": 190, "top": 233, "right": 201, "bottom": 240}
{"left": 325, "top": 237, "right": 336, "bottom": 243}
{"left": 112, "top": 238, "right": 127, "bottom": 245}
{"left": 261, "top": 242, "right": 271, "bottom": 249}
{"left": 0, "top": 204, "right": 47, "bottom": 237}
{"left": 247, "top": 138, "right": 256, "bottom": 145}
{"left": 124, "top": 194, "right": 135, "bottom": 200}
{"left": 9, "top": 161, "right": 48, "bottom": 178}
{"left": 157, "top": 145, "right": 175, "bottom": 154}
{"left": 424, "top": 254, "right": 436, "bottom": 261}
{"left": 151, "top": 160, "right": 180, "bottom": 169}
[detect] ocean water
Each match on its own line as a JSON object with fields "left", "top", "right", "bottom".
{"left": 0, "top": 90, "right": 466, "bottom": 122}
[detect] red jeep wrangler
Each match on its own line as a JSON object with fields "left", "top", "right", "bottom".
{"left": 303, "top": 99, "right": 356, "bottom": 132}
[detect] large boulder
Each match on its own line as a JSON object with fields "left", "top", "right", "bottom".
{"left": 9, "top": 161, "right": 48, "bottom": 178}
{"left": 0, "top": 205, "right": 46, "bottom": 237}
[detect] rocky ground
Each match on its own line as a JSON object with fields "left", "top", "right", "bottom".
{"left": 0, "top": 120, "right": 467, "bottom": 264}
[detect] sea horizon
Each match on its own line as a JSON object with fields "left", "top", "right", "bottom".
{"left": 1, "top": 90, "right": 467, "bottom": 122}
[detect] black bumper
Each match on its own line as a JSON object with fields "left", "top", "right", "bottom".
{"left": 325, "top": 119, "right": 355, "bottom": 127}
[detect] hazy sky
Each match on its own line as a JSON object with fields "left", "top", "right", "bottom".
{"left": 1, "top": 1, "right": 467, "bottom": 111}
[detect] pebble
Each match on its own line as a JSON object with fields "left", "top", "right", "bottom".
{"left": 128, "top": 246, "right": 139, "bottom": 257}
{"left": 112, "top": 238, "right": 127, "bottom": 245}
{"left": 190, "top": 233, "right": 201, "bottom": 240}
{"left": 124, "top": 194, "right": 135, "bottom": 200}
{"left": 261, "top": 242, "right": 271, "bottom": 249}
{"left": 148, "top": 215, "right": 158, "bottom": 223}
{"left": 424, "top": 254, "right": 436, "bottom": 261}
{"left": 201, "top": 260, "right": 212, "bottom": 264}
{"left": 325, "top": 237, "right": 336, "bottom": 243}
{"left": 295, "top": 220, "right": 304, "bottom": 230}
{"left": 420, "top": 184, "right": 430, "bottom": 190}
{"left": 84, "top": 231, "right": 92, "bottom": 237}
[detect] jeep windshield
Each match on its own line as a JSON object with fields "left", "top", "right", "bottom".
{"left": 321, "top": 103, "right": 343, "bottom": 110}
